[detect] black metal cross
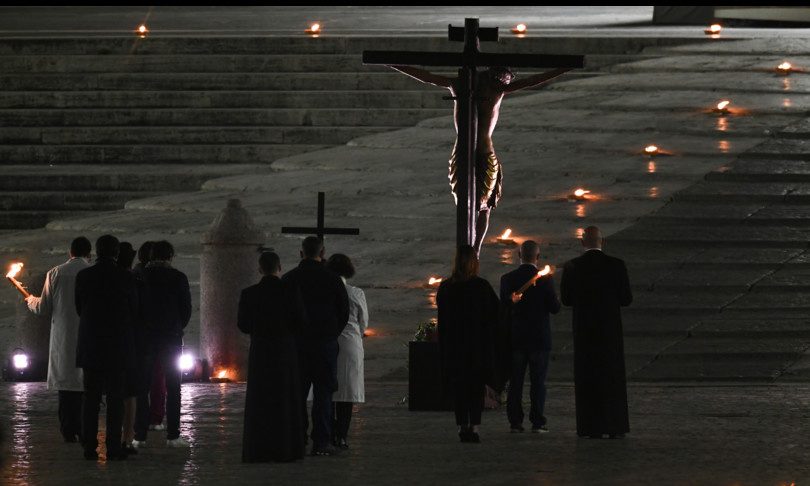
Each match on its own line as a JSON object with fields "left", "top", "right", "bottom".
{"left": 364, "top": 18, "right": 585, "bottom": 248}
{"left": 281, "top": 192, "right": 360, "bottom": 241}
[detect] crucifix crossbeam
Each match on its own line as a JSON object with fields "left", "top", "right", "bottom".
{"left": 281, "top": 192, "right": 360, "bottom": 241}
{"left": 363, "top": 18, "right": 585, "bottom": 251}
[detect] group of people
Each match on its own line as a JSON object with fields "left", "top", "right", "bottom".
{"left": 26, "top": 235, "right": 191, "bottom": 460}
{"left": 436, "top": 226, "right": 632, "bottom": 442}
{"left": 237, "top": 236, "right": 367, "bottom": 461}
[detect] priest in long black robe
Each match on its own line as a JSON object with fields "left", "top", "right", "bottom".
{"left": 560, "top": 226, "right": 632, "bottom": 438}
{"left": 238, "top": 252, "right": 307, "bottom": 462}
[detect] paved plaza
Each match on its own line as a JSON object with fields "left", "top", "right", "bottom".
{"left": 1, "top": 6, "right": 810, "bottom": 485}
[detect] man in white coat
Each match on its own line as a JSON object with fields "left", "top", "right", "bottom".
{"left": 26, "top": 236, "right": 92, "bottom": 443}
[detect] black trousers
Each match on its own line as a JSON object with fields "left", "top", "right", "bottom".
{"left": 332, "top": 402, "right": 353, "bottom": 441}
{"left": 58, "top": 390, "right": 83, "bottom": 442}
{"left": 82, "top": 367, "right": 125, "bottom": 457}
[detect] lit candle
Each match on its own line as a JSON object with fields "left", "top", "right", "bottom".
{"left": 428, "top": 277, "right": 442, "bottom": 286}
{"left": 714, "top": 100, "right": 730, "bottom": 114}
{"left": 496, "top": 228, "right": 516, "bottom": 244}
{"left": 704, "top": 24, "right": 722, "bottom": 35}
{"left": 573, "top": 188, "right": 590, "bottom": 199}
{"left": 778, "top": 62, "right": 792, "bottom": 74}
{"left": 306, "top": 23, "right": 321, "bottom": 35}
{"left": 511, "top": 24, "right": 527, "bottom": 35}
{"left": 6, "top": 262, "right": 30, "bottom": 298}
{"left": 644, "top": 145, "right": 659, "bottom": 155}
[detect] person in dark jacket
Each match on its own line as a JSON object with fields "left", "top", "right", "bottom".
{"left": 560, "top": 226, "right": 632, "bottom": 439}
{"left": 500, "top": 240, "right": 561, "bottom": 434}
{"left": 282, "top": 237, "right": 349, "bottom": 456}
{"left": 75, "top": 234, "right": 138, "bottom": 461}
{"left": 238, "top": 251, "right": 307, "bottom": 462}
{"left": 132, "top": 240, "right": 192, "bottom": 448}
{"left": 437, "top": 245, "right": 499, "bottom": 443}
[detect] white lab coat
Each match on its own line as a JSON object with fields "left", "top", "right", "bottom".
{"left": 333, "top": 280, "right": 367, "bottom": 403}
{"left": 27, "top": 257, "right": 90, "bottom": 391}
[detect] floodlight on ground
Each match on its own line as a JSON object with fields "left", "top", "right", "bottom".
{"left": 178, "top": 353, "right": 195, "bottom": 372}
{"left": 12, "top": 351, "right": 28, "bottom": 370}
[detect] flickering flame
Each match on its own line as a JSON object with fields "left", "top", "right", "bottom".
{"left": 6, "top": 262, "right": 23, "bottom": 279}
{"left": 428, "top": 277, "right": 442, "bottom": 285}
{"left": 716, "top": 100, "right": 730, "bottom": 110}
{"left": 574, "top": 189, "right": 590, "bottom": 198}
{"left": 499, "top": 229, "right": 512, "bottom": 239}
{"left": 511, "top": 24, "right": 527, "bottom": 34}
{"left": 778, "top": 62, "right": 792, "bottom": 71}
{"left": 307, "top": 23, "right": 320, "bottom": 33}
{"left": 645, "top": 145, "right": 658, "bottom": 154}
{"left": 538, "top": 265, "right": 551, "bottom": 277}
{"left": 707, "top": 24, "right": 722, "bottom": 34}
{"left": 217, "top": 370, "right": 227, "bottom": 379}
{"left": 138, "top": 25, "right": 147, "bottom": 34}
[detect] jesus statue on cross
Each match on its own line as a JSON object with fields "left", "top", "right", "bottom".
{"left": 389, "top": 65, "right": 572, "bottom": 253}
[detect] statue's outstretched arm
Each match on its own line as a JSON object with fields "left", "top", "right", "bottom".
{"left": 503, "top": 68, "right": 573, "bottom": 94}
{"left": 389, "top": 65, "right": 453, "bottom": 89}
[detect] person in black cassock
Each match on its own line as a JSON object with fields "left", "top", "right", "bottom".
{"left": 560, "top": 226, "right": 632, "bottom": 439}
{"left": 436, "top": 244, "right": 499, "bottom": 443}
{"left": 238, "top": 251, "right": 307, "bottom": 462}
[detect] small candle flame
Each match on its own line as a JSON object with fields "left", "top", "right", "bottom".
{"left": 645, "top": 145, "right": 659, "bottom": 154}
{"left": 716, "top": 100, "right": 730, "bottom": 110}
{"left": 217, "top": 370, "right": 227, "bottom": 379}
{"left": 512, "top": 24, "right": 527, "bottom": 33}
{"left": 708, "top": 24, "right": 722, "bottom": 34}
{"left": 538, "top": 265, "right": 551, "bottom": 277}
{"left": 778, "top": 62, "right": 792, "bottom": 71}
{"left": 6, "top": 262, "right": 23, "bottom": 279}
{"left": 574, "top": 189, "right": 590, "bottom": 198}
{"left": 308, "top": 23, "right": 320, "bottom": 33}
{"left": 428, "top": 277, "right": 442, "bottom": 285}
{"left": 499, "top": 229, "right": 512, "bottom": 239}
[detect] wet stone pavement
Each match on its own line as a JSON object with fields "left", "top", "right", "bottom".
{"left": 0, "top": 380, "right": 807, "bottom": 486}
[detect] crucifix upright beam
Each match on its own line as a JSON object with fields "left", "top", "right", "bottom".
{"left": 364, "top": 18, "right": 585, "bottom": 249}
{"left": 281, "top": 192, "right": 360, "bottom": 241}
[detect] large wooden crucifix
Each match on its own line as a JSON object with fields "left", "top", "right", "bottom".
{"left": 363, "top": 18, "right": 585, "bottom": 252}
{"left": 281, "top": 192, "right": 360, "bottom": 241}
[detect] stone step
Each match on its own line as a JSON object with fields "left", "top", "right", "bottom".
{"left": 0, "top": 190, "right": 165, "bottom": 210}
{"left": 0, "top": 90, "right": 449, "bottom": 109}
{"left": 0, "top": 108, "right": 448, "bottom": 127}
{"left": 0, "top": 72, "right": 448, "bottom": 91}
{"left": 0, "top": 143, "right": 331, "bottom": 165}
{"left": 0, "top": 210, "right": 98, "bottom": 229}
{"left": 0, "top": 126, "right": 396, "bottom": 145}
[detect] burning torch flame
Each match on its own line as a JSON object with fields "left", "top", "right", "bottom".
{"left": 515, "top": 265, "right": 552, "bottom": 296}
{"left": 538, "top": 265, "right": 551, "bottom": 277}
{"left": 645, "top": 145, "right": 659, "bottom": 154}
{"left": 6, "top": 262, "right": 23, "bottom": 279}
{"left": 778, "top": 62, "right": 792, "bottom": 72}
{"left": 217, "top": 370, "right": 227, "bottom": 379}
{"left": 307, "top": 23, "right": 321, "bottom": 34}
{"left": 716, "top": 100, "right": 730, "bottom": 111}
{"left": 499, "top": 229, "right": 512, "bottom": 239}
{"left": 574, "top": 189, "right": 590, "bottom": 198}
{"left": 428, "top": 277, "right": 442, "bottom": 286}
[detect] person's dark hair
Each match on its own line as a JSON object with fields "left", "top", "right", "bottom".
{"left": 95, "top": 234, "right": 120, "bottom": 260}
{"left": 259, "top": 251, "right": 281, "bottom": 275}
{"left": 137, "top": 241, "right": 154, "bottom": 264}
{"left": 450, "top": 245, "right": 479, "bottom": 282}
{"left": 326, "top": 253, "right": 355, "bottom": 279}
{"left": 150, "top": 240, "right": 175, "bottom": 261}
{"left": 301, "top": 236, "right": 324, "bottom": 259}
{"left": 117, "top": 242, "right": 136, "bottom": 270}
{"left": 70, "top": 236, "right": 91, "bottom": 258}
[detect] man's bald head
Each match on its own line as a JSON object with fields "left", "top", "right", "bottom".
{"left": 581, "top": 226, "right": 604, "bottom": 250}
{"left": 519, "top": 240, "right": 540, "bottom": 264}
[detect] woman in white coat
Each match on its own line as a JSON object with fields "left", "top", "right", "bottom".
{"left": 326, "top": 254, "right": 367, "bottom": 449}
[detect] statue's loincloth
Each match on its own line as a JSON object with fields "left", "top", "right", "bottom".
{"left": 448, "top": 150, "right": 502, "bottom": 211}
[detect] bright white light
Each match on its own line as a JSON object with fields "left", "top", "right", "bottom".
{"left": 12, "top": 353, "right": 28, "bottom": 370}
{"left": 178, "top": 354, "right": 194, "bottom": 372}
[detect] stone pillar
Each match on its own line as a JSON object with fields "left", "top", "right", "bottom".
{"left": 13, "top": 270, "right": 49, "bottom": 380}
{"left": 200, "top": 199, "right": 264, "bottom": 382}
